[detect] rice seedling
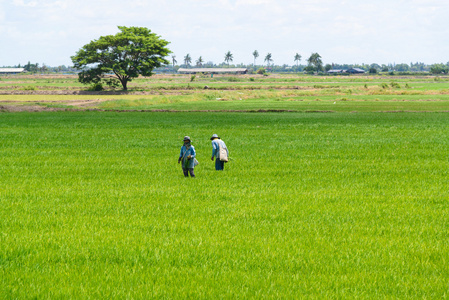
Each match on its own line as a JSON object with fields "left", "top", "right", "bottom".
{"left": 1, "top": 111, "right": 448, "bottom": 298}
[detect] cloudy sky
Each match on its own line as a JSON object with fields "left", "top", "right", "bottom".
{"left": 1, "top": 0, "right": 448, "bottom": 67}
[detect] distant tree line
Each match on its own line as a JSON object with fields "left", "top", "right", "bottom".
{"left": 6, "top": 54, "right": 449, "bottom": 75}
{"left": 3, "top": 62, "right": 78, "bottom": 73}
{"left": 162, "top": 51, "right": 449, "bottom": 75}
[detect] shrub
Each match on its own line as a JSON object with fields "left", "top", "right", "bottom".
{"left": 369, "top": 68, "right": 377, "bottom": 74}
{"left": 396, "top": 72, "right": 427, "bottom": 76}
{"left": 390, "top": 82, "right": 400, "bottom": 88}
{"left": 381, "top": 83, "right": 389, "bottom": 89}
{"left": 256, "top": 68, "right": 266, "bottom": 75}
{"left": 190, "top": 75, "right": 196, "bottom": 82}
{"left": 23, "top": 86, "right": 36, "bottom": 91}
{"left": 88, "top": 82, "right": 103, "bottom": 91}
{"left": 303, "top": 66, "right": 316, "bottom": 73}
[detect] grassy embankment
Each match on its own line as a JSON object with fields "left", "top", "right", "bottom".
{"left": 1, "top": 74, "right": 449, "bottom": 112}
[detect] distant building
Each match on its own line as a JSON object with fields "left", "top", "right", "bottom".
{"left": 327, "top": 69, "right": 345, "bottom": 74}
{"left": 345, "top": 68, "right": 366, "bottom": 74}
{"left": 177, "top": 68, "right": 248, "bottom": 74}
{"left": 327, "top": 68, "right": 366, "bottom": 74}
{"left": 0, "top": 68, "right": 26, "bottom": 74}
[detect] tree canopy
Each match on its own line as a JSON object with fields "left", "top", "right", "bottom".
{"left": 71, "top": 26, "right": 171, "bottom": 90}
{"left": 184, "top": 54, "right": 192, "bottom": 67}
{"left": 224, "top": 51, "right": 233, "bottom": 66}
{"left": 294, "top": 53, "right": 301, "bottom": 66}
{"left": 264, "top": 53, "right": 273, "bottom": 67}
{"left": 307, "top": 52, "right": 323, "bottom": 72}
{"left": 252, "top": 50, "right": 259, "bottom": 66}
{"left": 430, "top": 63, "right": 449, "bottom": 74}
{"left": 196, "top": 56, "right": 204, "bottom": 67}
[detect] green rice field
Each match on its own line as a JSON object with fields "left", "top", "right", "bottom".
{"left": 1, "top": 74, "right": 449, "bottom": 298}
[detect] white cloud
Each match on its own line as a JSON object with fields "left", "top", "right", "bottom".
{"left": 236, "top": 0, "right": 272, "bottom": 5}
{"left": 1, "top": 0, "right": 449, "bottom": 66}
{"left": 12, "top": 0, "right": 38, "bottom": 7}
{"left": 0, "top": 7, "right": 5, "bottom": 22}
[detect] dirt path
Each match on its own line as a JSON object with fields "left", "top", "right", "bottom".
{"left": 0, "top": 98, "right": 110, "bottom": 112}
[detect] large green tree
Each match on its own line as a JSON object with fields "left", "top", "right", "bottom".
{"left": 395, "top": 63, "right": 410, "bottom": 72}
{"left": 430, "top": 63, "right": 449, "bottom": 74}
{"left": 307, "top": 52, "right": 323, "bottom": 72}
{"left": 71, "top": 26, "right": 171, "bottom": 90}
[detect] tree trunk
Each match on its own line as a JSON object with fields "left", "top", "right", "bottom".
{"left": 117, "top": 76, "right": 128, "bottom": 90}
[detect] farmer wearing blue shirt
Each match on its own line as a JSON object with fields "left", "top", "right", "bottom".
{"left": 210, "top": 134, "right": 228, "bottom": 171}
{"left": 178, "top": 136, "right": 196, "bottom": 177}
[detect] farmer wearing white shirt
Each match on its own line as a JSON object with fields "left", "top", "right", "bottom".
{"left": 210, "top": 134, "right": 228, "bottom": 171}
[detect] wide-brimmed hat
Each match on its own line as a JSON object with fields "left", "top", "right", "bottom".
{"left": 210, "top": 134, "right": 220, "bottom": 140}
{"left": 183, "top": 136, "right": 191, "bottom": 141}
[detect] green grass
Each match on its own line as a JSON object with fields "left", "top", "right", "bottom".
{"left": 96, "top": 95, "right": 449, "bottom": 112}
{"left": 2, "top": 74, "right": 449, "bottom": 114}
{"left": 1, "top": 111, "right": 449, "bottom": 298}
{"left": 2, "top": 73, "right": 449, "bottom": 91}
{"left": 6, "top": 92, "right": 447, "bottom": 113}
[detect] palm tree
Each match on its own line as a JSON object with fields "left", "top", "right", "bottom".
{"left": 264, "top": 53, "right": 273, "bottom": 67}
{"left": 252, "top": 50, "right": 259, "bottom": 66}
{"left": 171, "top": 55, "right": 177, "bottom": 73}
{"left": 196, "top": 56, "right": 204, "bottom": 67}
{"left": 184, "top": 54, "right": 192, "bottom": 68}
{"left": 307, "top": 52, "right": 323, "bottom": 71}
{"left": 294, "top": 53, "right": 301, "bottom": 67}
{"left": 224, "top": 51, "right": 233, "bottom": 66}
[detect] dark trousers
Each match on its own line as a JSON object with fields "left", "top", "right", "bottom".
{"left": 215, "top": 159, "right": 224, "bottom": 171}
{"left": 183, "top": 168, "right": 195, "bottom": 177}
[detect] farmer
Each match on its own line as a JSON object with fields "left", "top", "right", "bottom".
{"left": 178, "top": 136, "right": 196, "bottom": 177}
{"left": 210, "top": 134, "right": 229, "bottom": 171}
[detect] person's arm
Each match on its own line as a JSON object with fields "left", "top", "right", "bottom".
{"left": 178, "top": 146, "right": 184, "bottom": 163}
{"left": 188, "top": 146, "right": 196, "bottom": 159}
{"left": 211, "top": 141, "right": 217, "bottom": 160}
